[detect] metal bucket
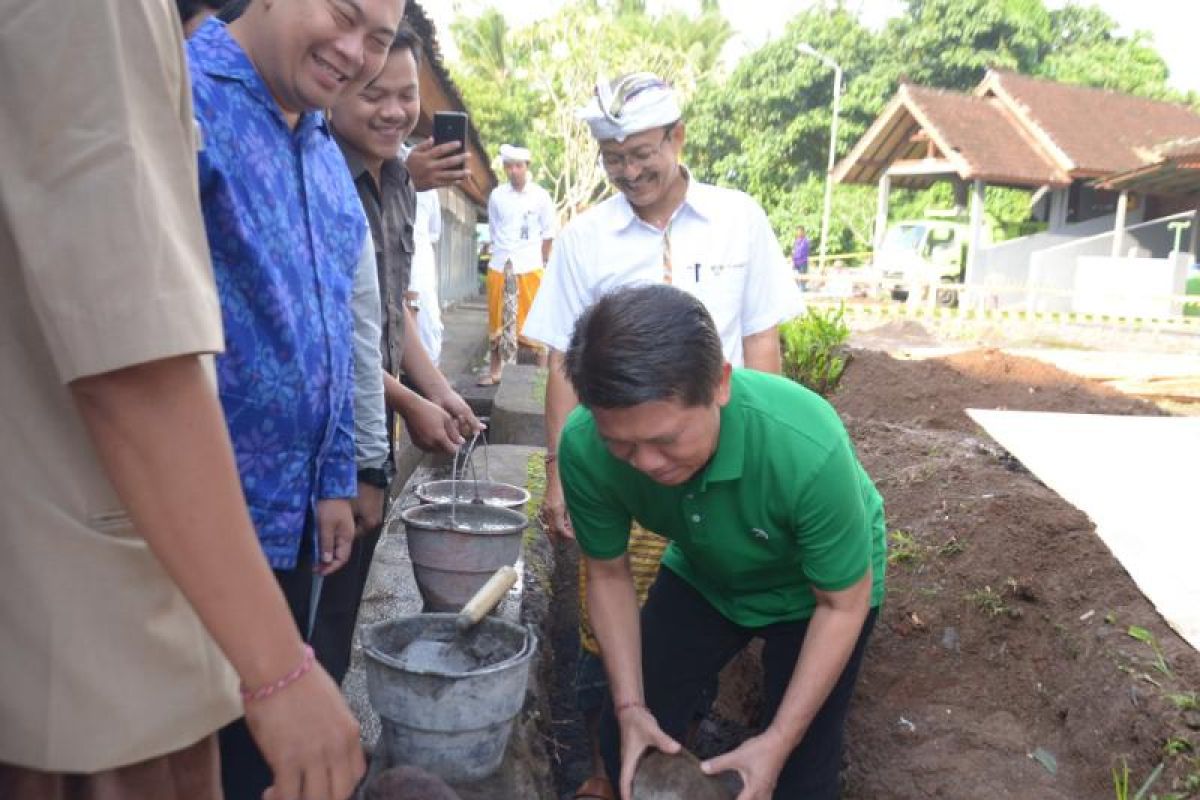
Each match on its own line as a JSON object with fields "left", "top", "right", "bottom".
{"left": 413, "top": 479, "right": 530, "bottom": 511}
{"left": 363, "top": 614, "right": 537, "bottom": 783}
{"left": 401, "top": 503, "right": 526, "bottom": 612}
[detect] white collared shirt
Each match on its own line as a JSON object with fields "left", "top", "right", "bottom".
{"left": 523, "top": 176, "right": 805, "bottom": 366}
{"left": 487, "top": 179, "right": 557, "bottom": 274}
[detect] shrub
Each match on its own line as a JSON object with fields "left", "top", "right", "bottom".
{"left": 779, "top": 305, "right": 851, "bottom": 396}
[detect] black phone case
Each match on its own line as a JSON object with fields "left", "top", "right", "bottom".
{"left": 433, "top": 112, "right": 468, "bottom": 150}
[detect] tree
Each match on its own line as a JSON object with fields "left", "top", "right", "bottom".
{"left": 448, "top": 1, "right": 733, "bottom": 220}
{"left": 1035, "top": 5, "right": 1172, "bottom": 99}
{"left": 687, "top": 0, "right": 1180, "bottom": 256}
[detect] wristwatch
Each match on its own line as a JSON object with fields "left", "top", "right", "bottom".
{"left": 357, "top": 467, "right": 390, "bottom": 489}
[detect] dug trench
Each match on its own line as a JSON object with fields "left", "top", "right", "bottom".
{"left": 532, "top": 348, "right": 1199, "bottom": 799}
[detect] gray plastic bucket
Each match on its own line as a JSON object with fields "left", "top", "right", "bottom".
{"left": 363, "top": 613, "right": 537, "bottom": 783}
{"left": 402, "top": 503, "right": 526, "bottom": 612}
{"left": 413, "top": 479, "right": 531, "bottom": 511}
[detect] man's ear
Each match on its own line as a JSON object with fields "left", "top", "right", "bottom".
{"left": 715, "top": 362, "right": 732, "bottom": 407}
{"left": 672, "top": 120, "right": 687, "bottom": 151}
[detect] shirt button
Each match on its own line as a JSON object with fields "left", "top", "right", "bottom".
{"left": 691, "top": 514, "right": 701, "bottom": 523}
{"left": 685, "top": 494, "right": 694, "bottom": 501}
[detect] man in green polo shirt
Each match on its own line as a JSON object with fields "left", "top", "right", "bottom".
{"left": 558, "top": 284, "right": 886, "bottom": 800}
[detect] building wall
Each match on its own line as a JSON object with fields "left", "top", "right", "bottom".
{"left": 436, "top": 185, "right": 484, "bottom": 307}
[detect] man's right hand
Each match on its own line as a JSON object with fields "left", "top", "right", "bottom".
{"left": 617, "top": 704, "right": 682, "bottom": 800}
{"left": 404, "top": 394, "right": 466, "bottom": 453}
{"left": 540, "top": 465, "right": 575, "bottom": 541}
{"left": 407, "top": 139, "right": 470, "bottom": 191}
{"left": 247, "top": 663, "right": 365, "bottom": 800}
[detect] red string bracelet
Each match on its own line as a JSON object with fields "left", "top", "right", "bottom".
{"left": 614, "top": 699, "right": 645, "bottom": 716}
{"left": 240, "top": 645, "right": 315, "bottom": 704}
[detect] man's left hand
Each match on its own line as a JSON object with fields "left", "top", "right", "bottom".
{"left": 314, "top": 498, "right": 355, "bottom": 576}
{"left": 431, "top": 389, "right": 485, "bottom": 440}
{"left": 351, "top": 481, "right": 386, "bottom": 537}
{"left": 407, "top": 139, "right": 470, "bottom": 191}
{"left": 700, "top": 729, "right": 791, "bottom": 800}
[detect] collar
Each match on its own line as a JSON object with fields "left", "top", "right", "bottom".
{"left": 605, "top": 166, "right": 713, "bottom": 234}
{"left": 334, "top": 133, "right": 407, "bottom": 188}
{"left": 191, "top": 18, "right": 329, "bottom": 138}
{"left": 696, "top": 375, "right": 746, "bottom": 490}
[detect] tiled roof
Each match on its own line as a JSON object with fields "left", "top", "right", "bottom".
{"left": 833, "top": 84, "right": 1068, "bottom": 188}
{"left": 981, "top": 70, "right": 1200, "bottom": 177}
{"left": 903, "top": 85, "right": 1066, "bottom": 186}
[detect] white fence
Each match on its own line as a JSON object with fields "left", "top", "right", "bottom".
{"left": 963, "top": 211, "right": 1197, "bottom": 312}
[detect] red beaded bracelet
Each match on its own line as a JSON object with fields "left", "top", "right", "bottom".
{"left": 240, "top": 645, "right": 315, "bottom": 704}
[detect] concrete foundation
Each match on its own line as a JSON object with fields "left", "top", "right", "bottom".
{"left": 489, "top": 365, "right": 547, "bottom": 447}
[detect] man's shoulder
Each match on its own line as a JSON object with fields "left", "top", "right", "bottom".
{"left": 688, "top": 179, "right": 764, "bottom": 219}
{"left": 734, "top": 371, "right": 846, "bottom": 452}
{"left": 559, "top": 194, "right": 628, "bottom": 239}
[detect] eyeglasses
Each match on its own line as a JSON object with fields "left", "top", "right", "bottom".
{"left": 597, "top": 125, "right": 675, "bottom": 173}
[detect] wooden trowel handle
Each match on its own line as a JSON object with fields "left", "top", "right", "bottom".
{"left": 456, "top": 565, "right": 518, "bottom": 632}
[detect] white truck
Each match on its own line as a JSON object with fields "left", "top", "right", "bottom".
{"left": 873, "top": 214, "right": 991, "bottom": 306}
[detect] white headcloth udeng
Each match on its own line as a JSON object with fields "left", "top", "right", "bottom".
{"left": 499, "top": 143, "right": 532, "bottom": 163}
{"left": 577, "top": 72, "right": 682, "bottom": 143}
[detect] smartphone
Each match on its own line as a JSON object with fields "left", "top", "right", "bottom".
{"left": 432, "top": 111, "right": 468, "bottom": 152}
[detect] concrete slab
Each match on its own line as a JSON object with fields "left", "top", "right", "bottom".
{"left": 967, "top": 409, "right": 1200, "bottom": 651}
{"left": 490, "top": 365, "right": 547, "bottom": 447}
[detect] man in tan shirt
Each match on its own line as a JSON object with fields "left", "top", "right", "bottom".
{"left": 0, "top": 2, "right": 363, "bottom": 798}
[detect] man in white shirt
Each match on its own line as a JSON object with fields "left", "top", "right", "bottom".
{"left": 481, "top": 144, "right": 557, "bottom": 385}
{"left": 521, "top": 71, "right": 804, "bottom": 800}
{"left": 409, "top": 188, "right": 444, "bottom": 364}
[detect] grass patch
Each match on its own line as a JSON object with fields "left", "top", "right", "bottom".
{"left": 887, "top": 529, "right": 922, "bottom": 565}
{"left": 965, "top": 585, "right": 1009, "bottom": 617}
{"left": 1127, "top": 625, "right": 1173, "bottom": 677}
{"left": 531, "top": 366, "right": 548, "bottom": 405}
{"left": 1168, "top": 692, "right": 1198, "bottom": 712}
{"left": 1112, "top": 759, "right": 1164, "bottom": 800}
{"left": 523, "top": 451, "right": 547, "bottom": 551}
{"left": 937, "top": 536, "right": 966, "bottom": 558}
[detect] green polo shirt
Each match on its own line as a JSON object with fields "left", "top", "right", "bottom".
{"left": 559, "top": 369, "right": 886, "bottom": 627}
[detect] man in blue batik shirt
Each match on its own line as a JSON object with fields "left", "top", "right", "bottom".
{"left": 187, "top": 1, "right": 404, "bottom": 797}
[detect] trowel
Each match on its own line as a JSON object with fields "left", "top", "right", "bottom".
{"left": 394, "top": 565, "right": 519, "bottom": 672}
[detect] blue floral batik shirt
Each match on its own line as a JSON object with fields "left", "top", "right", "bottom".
{"left": 188, "top": 20, "right": 365, "bottom": 568}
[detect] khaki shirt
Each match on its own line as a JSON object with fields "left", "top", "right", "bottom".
{"left": 0, "top": 0, "right": 239, "bottom": 771}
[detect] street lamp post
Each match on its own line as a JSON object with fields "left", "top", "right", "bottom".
{"left": 798, "top": 43, "right": 842, "bottom": 274}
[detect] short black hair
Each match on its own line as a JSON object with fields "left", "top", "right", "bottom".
{"left": 564, "top": 284, "right": 724, "bottom": 409}
{"left": 176, "top": 0, "right": 224, "bottom": 23}
{"left": 216, "top": 0, "right": 248, "bottom": 23}
{"left": 391, "top": 20, "right": 422, "bottom": 67}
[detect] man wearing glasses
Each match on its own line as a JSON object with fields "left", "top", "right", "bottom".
{"left": 522, "top": 72, "right": 804, "bottom": 800}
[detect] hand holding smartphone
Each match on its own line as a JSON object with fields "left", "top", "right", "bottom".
{"left": 432, "top": 111, "right": 468, "bottom": 153}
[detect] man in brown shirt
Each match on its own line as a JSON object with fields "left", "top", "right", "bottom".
{"left": 0, "top": 1, "right": 362, "bottom": 798}
{"left": 325, "top": 21, "right": 482, "bottom": 686}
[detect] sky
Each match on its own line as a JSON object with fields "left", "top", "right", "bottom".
{"left": 421, "top": 0, "right": 1200, "bottom": 94}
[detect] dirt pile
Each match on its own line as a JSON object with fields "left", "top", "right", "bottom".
{"left": 833, "top": 349, "right": 1198, "bottom": 799}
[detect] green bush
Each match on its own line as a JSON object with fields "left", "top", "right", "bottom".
{"left": 779, "top": 306, "right": 851, "bottom": 396}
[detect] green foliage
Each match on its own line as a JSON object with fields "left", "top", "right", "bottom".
{"left": 449, "top": 0, "right": 1180, "bottom": 258}
{"left": 684, "top": 0, "right": 1178, "bottom": 255}
{"left": 1128, "top": 625, "right": 1173, "bottom": 677}
{"left": 779, "top": 306, "right": 850, "bottom": 396}
{"left": 449, "top": 1, "right": 732, "bottom": 218}
{"left": 965, "top": 585, "right": 1008, "bottom": 617}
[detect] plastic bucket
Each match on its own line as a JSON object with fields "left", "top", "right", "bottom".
{"left": 363, "top": 613, "right": 537, "bottom": 782}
